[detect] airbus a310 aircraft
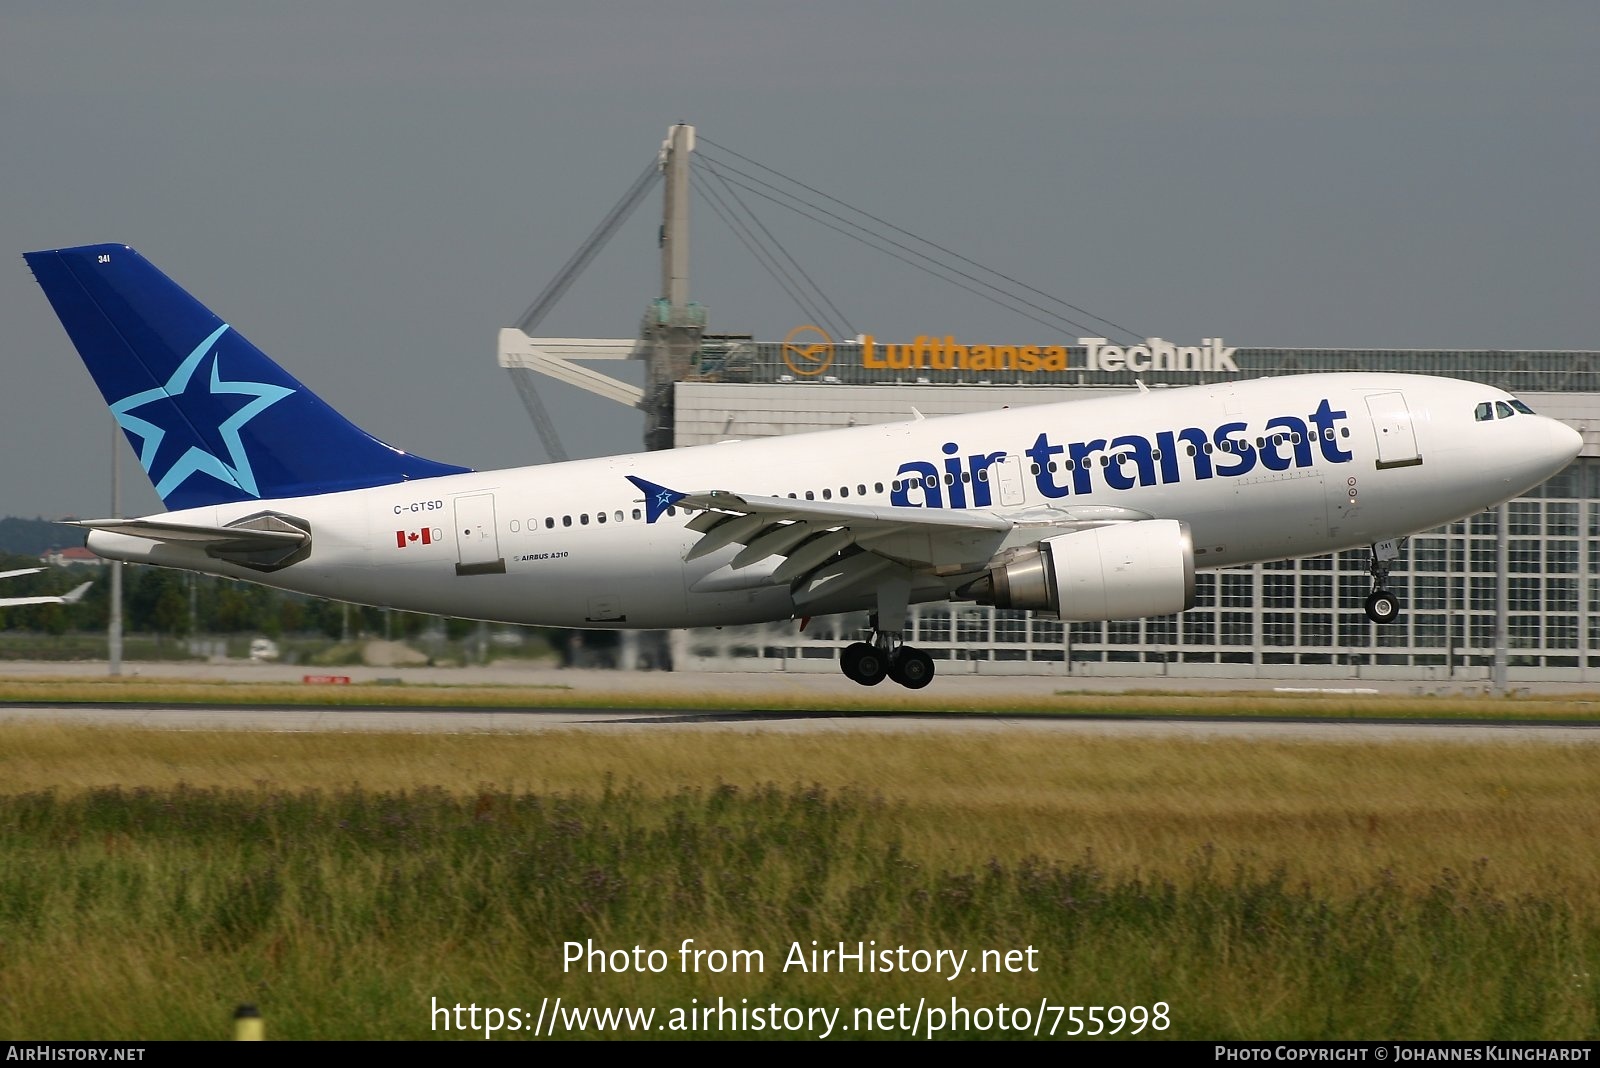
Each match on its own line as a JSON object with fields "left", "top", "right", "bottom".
{"left": 25, "top": 244, "right": 1581, "bottom": 688}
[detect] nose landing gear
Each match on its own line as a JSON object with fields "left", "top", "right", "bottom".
{"left": 1364, "top": 539, "right": 1402, "bottom": 624}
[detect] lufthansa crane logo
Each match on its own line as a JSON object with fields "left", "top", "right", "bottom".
{"left": 781, "top": 324, "right": 835, "bottom": 377}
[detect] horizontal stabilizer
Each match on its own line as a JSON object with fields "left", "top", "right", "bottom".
{"left": 71, "top": 511, "right": 312, "bottom": 572}
{"left": 71, "top": 517, "right": 307, "bottom": 553}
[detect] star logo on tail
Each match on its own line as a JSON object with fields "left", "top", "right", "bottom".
{"left": 110, "top": 325, "right": 294, "bottom": 502}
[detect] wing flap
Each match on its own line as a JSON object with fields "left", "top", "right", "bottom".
{"left": 681, "top": 491, "right": 1011, "bottom": 532}
{"left": 674, "top": 487, "right": 1014, "bottom": 588}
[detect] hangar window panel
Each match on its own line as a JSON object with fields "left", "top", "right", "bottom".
{"left": 1030, "top": 618, "right": 1064, "bottom": 644}
{"left": 1221, "top": 573, "right": 1254, "bottom": 607}
{"left": 995, "top": 611, "right": 1028, "bottom": 645}
{"left": 1220, "top": 612, "right": 1253, "bottom": 645}
{"left": 918, "top": 611, "right": 951, "bottom": 643}
{"left": 1069, "top": 622, "right": 1105, "bottom": 645}
{"left": 1300, "top": 613, "right": 1333, "bottom": 647}
{"left": 1183, "top": 614, "right": 1215, "bottom": 645}
{"left": 957, "top": 612, "right": 990, "bottom": 644}
{"left": 1411, "top": 541, "right": 1448, "bottom": 572}
{"left": 1107, "top": 619, "right": 1141, "bottom": 645}
{"left": 1413, "top": 575, "right": 1447, "bottom": 612}
{"left": 1412, "top": 614, "right": 1447, "bottom": 648}
{"left": 1542, "top": 463, "right": 1580, "bottom": 502}
{"left": 1547, "top": 614, "right": 1578, "bottom": 645}
{"left": 1544, "top": 576, "right": 1578, "bottom": 612}
{"left": 1263, "top": 572, "right": 1297, "bottom": 608}
{"left": 1504, "top": 578, "right": 1542, "bottom": 613}
{"left": 1547, "top": 501, "right": 1580, "bottom": 537}
{"left": 1338, "top": 614, "right": 1372, "bottom": 645}
{"left": 1262, "top": 613, "right": 1296, "bottom": 646}
{"left": 1146, "top": 617, "right": 1177, "bottom": 644}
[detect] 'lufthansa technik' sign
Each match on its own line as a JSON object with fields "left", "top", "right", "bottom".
{"left": 787, "top": 328, "right": 1241, "bottom": 375}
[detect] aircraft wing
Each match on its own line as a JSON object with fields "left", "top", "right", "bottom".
{"left": 628, "top": 477, "right": 1014, "bottom": 610}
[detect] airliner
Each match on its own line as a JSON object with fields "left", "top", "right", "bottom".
{"left": 24, "top": 244, "right": 1582, "bottom": 688}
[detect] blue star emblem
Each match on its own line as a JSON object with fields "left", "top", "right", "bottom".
{"left": 110, "top": 324, "right": 294, "bottom": 501}
{"left": 626, "top": 475, "right": 687, "bottom": 523}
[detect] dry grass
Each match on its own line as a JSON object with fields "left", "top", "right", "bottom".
{"left": 4, "top": 713, "right": 1597, "bottom": 1040}
{"left": 4, "top": 723, "right": 1597, "bottom": 906}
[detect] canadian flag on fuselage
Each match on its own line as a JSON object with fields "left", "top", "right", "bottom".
{"left": 395, "top": 528, "right": 432, "bottom": 548}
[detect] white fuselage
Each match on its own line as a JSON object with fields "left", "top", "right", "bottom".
{"left": 86, "top": 373, "right": 1581, "bottom": 629}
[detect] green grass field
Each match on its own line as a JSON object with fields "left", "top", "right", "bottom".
{"left": 1, "top": 719, "right": 1596, "bottom": 1040}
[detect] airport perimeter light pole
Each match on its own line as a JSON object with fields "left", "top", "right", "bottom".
{"left": 109, "top": 419, "right": 122, "bottom": 677}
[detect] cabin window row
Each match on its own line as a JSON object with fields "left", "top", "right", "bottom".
{"left": 507, "top": 508, "right": 646, "bottom": 533}
{"left": 778, "top": 482, "right": 889, "bottom": 502}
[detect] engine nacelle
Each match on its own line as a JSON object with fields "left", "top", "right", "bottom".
{"left": 965, "top": 520, "right": 1195, "bottom": 620}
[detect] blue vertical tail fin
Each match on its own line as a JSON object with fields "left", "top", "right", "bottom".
{"left": 25, "top": 243, "right": 469, "bottom": 512}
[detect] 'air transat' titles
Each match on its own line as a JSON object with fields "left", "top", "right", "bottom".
{"left": 889, "top": 399, "right": 1353, "bottom": 509}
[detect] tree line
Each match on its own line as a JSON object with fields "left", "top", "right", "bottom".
{"left": 0, "top": 554, "right": 481, "bottom": 640}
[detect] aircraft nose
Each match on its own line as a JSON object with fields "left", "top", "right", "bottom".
{"left": 1549, "top": 419, "right": 1583, "bottom": 467}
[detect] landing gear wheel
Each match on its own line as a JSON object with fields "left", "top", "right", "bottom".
{"left": 888, "top": 647, "right": 935, "bottom": 690}
{"left": 1364, "top": 590, "right": 1400, "bottom": 624}
{"left": 840, "top": 641, "right": 887, "bottom": 686}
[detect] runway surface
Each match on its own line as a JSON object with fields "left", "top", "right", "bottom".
{"left": 4, "top": 701, "right": 1599, "bottom": 744}
{"left": 3, "top": 661, "right": 1598, "bottom": 743}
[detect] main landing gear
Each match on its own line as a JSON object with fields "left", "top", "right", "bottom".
{"left": 1364, "top": 539, "right": 1402, "bottom": 624}
{"left": 840, "top": 613, "right": 935, "bottom": 689}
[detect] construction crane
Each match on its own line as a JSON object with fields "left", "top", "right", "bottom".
{"left": 503, "top": 155, "right": 662, "bottom": 462}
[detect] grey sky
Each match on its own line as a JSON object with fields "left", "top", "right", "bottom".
{"left": 2, "top": 2, "right": 1595, "bottom": 519}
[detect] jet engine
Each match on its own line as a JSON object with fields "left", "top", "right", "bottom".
{"left": 963, "top": 520, "right": 1195, "bottom": 620}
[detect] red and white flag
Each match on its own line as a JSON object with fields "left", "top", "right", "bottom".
{"left": 395, "top": 528, "right": 433, "bottom": 548}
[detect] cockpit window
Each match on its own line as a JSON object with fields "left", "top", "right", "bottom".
{"left": 1510, "top": 399, "right": 1536, "bottom": 415}
{"left": 1495, "top": 401, "right": 1515, "bottom": 419}
{"left": 1475, "top": 402, "right": 1494, "bottom": 422}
